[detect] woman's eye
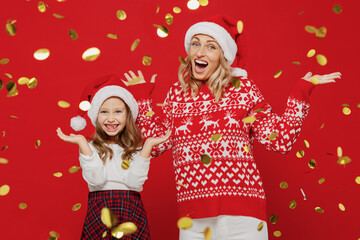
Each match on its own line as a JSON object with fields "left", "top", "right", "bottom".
{"left": 208, "top": 45, "right": 216, "bottom": 50}
{"left": 192, "top": 42, "right": 200, "bottom": 47}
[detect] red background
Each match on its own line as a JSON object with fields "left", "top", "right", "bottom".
{"left": 1, "top": 0, "right": 359, "bottom": 239}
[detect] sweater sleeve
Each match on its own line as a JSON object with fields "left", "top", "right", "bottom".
{"left": 124, "top": 153, "right": 151, "bottom": 192}
{"left": 248, "top": 79, "right": 315, "bottom": 154}
{"left": 79, "top": 144, "right": 107, "bottom": 187}
{"left": 136, "top": 89, "right": 174, "bottom": 157}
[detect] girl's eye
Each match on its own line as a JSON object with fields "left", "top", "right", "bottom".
{"left": 115, "top": 110, "right": 122, "bottom": 113}
{"left": 100, "top": 110, "right": 107, "bottom": 114}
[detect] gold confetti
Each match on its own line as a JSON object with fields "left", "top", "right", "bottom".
{"left": 0, "top": 79, "right": 2, "bottom": 90}
{"left": 173, "top": 7, "right": 181, "bottom": 13}
{"left": 333, "top": 5, "right": 342, "bottom": 14}
{"left": 53, "top": 13, "right": 64, "bottom": 18}
{"left": 269, "top": 132, "right": 277, "bottom": 140}
{"left": 53, "top": 172, "right": 63, "bottom": 177}
{"left": 101, "top": 207, "right": 117, "bottom": 228}
{"left": 338, "top": 203, "right": 345, "bottom": 211}
{"left": 304, "top": 140, "right": 310, "bottom": 148}
{"left": 121, "top": 160, "right": 130, "bottom": 170}
{"left": 145, "top": 111, "right": 154, "bottom": 117}
{"left": 316, "top": 54, "right": 327, "bottom": 66}
{"left": 69, "top": 166, "right": 81, "bottom": 173}
{"left": 274, "top": 231, "right": 282, "bottom": 237}
{"left": 34, "top": 49, "right": 50, "bottom": 60}
{"left": 5, "top": 73, "right": 13, "bottom": 79}
{"left": 28, "top": 77, "right": 38, "bottom": 89}
{"left": 211, "top": 133, "right": 222, "bottom": 141}
{"left": 232, "top": 77, "right": 241, "bottom": 88}
{"left": 201, "top": 154, "right": 211, "bottom": 165}
{"left": 315, "top": 207, "right": 324, "bottom": 213}
{"left": 112, "top": 222, "right": 137, "bottom": 237}
{"left": 199, "top": 0, "right": 209, "bottom": 6}
{"left": 320, "top": 123, "right": 325, "bottom": 129}
{"left": 179, "top": 56, "right": 187, "bottom": 65}
{"left": 311, "top": 77, "right": 319, "bottom": 85}
{"left": 1, "top": 146, "right": 8, "bottom": 151}
{"left": 307, "top": 49, "right": 316, "bottom": 57}
{"left": 131, "top": 39, "right": 140, "bottom": 51}
{"left": 165, "top": 13, "right": 174, "bottom": 25}
{"left": 154, "top": 24, "right": 169, "bottom": 37}
{"left": 337, "top": 156, "right": 351, "bottom": 165}
{"left": 355, "top": 176, "right": 360, "bottom": 184}
{"left": 298, "top": 10, "right": 304, "bottom": 15}
{"left": 0, "top": 58, "right": 9, "bottom": 65}
{"left": 6, "top": 81, "right": 18, "bottom": 97}
{"left": 316, "top": 27, "right": 327, "bottom": 38}
{"left": 357, "top": 103, "right": 360, "bottom": 108}
{"left": 142, "top": 55, "right": 152, "bottom": 66}
{"left": 237, "top": 20, "right": 244, "bottom": 34}
{"left": 19, "top": 203, "right": 27, "bottom": 209}
{"left": 289, "top": 200, "right": 297, "bottom": 209}
{"left": 274, "top": 70, "right": 282, "bottom": 78}
{"left": 6, "top": 20, "right": 17, "bottom": 36}
{"left": 49, "top": 231, "right": 60, "bottom": 239}
{"left": 79, "top": 101, "right": 91, "bottom": 111}
{"left": 342, "top": 107, "right": 351, "bottom": 115}
{"left": 292, "top": 61, "right": 301, "bottom": 65}
{"left": 176, "top": 181, "right": 187, "bottom": 188}
{"left": 107, "top": 33, "right": 118, "bottom": 39}
{"left": 72, "top": 203, "right": 81, "bottom": 211}
{"left": 257, "top": 222, "right": 264, "bottom": 231}
{"left": 254, "top": 109, "right": 263, "bottom": 113}
{"left": 35, "top": 140, "right": 41, "bottom": 148}
{"left": 18, "top": 77, "right": 30, "bottom": 85}
{"left": 156, "top": 103, "right": 168, "bottom": 107}
{"left": 243, "top": 116, "right": 256, "bottom": 124}
{"left": 156, "top": 4, "right": 160, "bottom": 14}
{"left": 0, "top": 185, "right": 10, "bottom": 196}
{"left": 0, "top": 158, "right": 8, "bottom": 164}
{"left": 308, "top": 159, "right": 316, "bottom": 169}
{"left": 69, "top": 29, "right": 78, "bottom": 40}
{"left": 337, "top": 146, "right": 343, "bottom": 158}
{"left": 280, "top": 182, "right": 288, "bottom": 189}
{"left": 38, "top": 1, "right": 46, "bottom": 13}
{"left": 319, "top": 178, "right": 325, "bottom": 184}
{"left": 177, "top": 217, "right": 193, "bottom": 230}
{"left": 116, "top": 10, "right": 127, "bottom": 20}
{"left": 102, "top": 231, "right": 107, "bottom": 238}
{"left": 296, "top": 150, "right": 305, "bottom": 158}
{"left": 204, "top": 227, "right": 212, "bottom": 240}
{"left": 58, "top": 100, "right": 70, "bottom": 108}
{"left": 305, "top": 25, "right": 317, "bottom": 34}
{"left": 342, "top": 103, "right": 349, "bottom": 107}
{"left": 9, "top": 116, "right": 19, "bottom": 119}
{"left": 2, "top": 131, "right": 5, "bottom": 137}
{"left": 244, "top": 145, "right": 249, "bottom": 152}
{"left": 269, "top": 214, "right": 278, "bottom": 224}
{"left": 82, "top": 47, "right": 101, "bottom": 61}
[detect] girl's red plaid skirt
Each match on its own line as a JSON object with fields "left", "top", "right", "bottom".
{"left": 81, "top": 190, "right": 150, "bottom": 240}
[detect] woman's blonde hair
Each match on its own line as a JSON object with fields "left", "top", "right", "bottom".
{"left": 91, "top": 97, "right": 143, "bottom": 163}
{"left": 178, "top": 50, "right": 232, "bottom": 102}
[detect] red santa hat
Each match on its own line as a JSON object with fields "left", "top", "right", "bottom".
{"left": 184, "top": 15, "right": 247, "bottom": 78}
{"left": 70, "top": 74, "right": 138, "bottom": 131}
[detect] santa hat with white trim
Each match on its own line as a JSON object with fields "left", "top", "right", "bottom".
{"left": 70, "top": 74, "right": 138, "bottom": 131}
{"left": 184, "top": 15, "right": 248, "bottom": 78}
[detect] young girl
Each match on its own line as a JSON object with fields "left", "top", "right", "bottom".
{"left": 57, "top": 74, "right": 170, "bottom": 240}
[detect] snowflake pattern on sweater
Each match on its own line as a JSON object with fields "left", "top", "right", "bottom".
{"left": 137, "top": 77, "right": 313, "bottom": 220}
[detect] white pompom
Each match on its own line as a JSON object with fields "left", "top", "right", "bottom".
{"left": 70, "top": 116, "right": 87, "bottom": 131}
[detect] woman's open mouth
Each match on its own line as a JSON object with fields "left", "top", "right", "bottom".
{"left": 194, "top": 59, "right": 208, "bottom": 73}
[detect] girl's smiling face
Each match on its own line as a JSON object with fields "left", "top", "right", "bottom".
{"left": 97, "top": 97, "right": 127, "bottom": 142}
{"left": 189, "top": 34, "right": 221, "bottom": 81}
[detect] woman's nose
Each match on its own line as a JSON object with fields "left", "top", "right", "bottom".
{"left": 196, "top": 46, "right": 205, "bottom": 57}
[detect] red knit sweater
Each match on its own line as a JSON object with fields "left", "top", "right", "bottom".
{"left": 137, "top": 77, "right": 314, "bottom": 221}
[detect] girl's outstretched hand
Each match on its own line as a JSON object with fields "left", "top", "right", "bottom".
{"left": 121, "top": 70, "right": 157, "bottom": 100}
{"left": 145, "top": 130, "right": 171, "bottom": 148}
{"left": 302, "top": 72, "right": 341, "bottom": 84}
{"left": 56, "top": 127, "right": 87, "bottom": 145}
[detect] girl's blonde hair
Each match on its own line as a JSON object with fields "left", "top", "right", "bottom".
{"left": 91, "top": 98, "right": 143, "bottom": 163}
{"left": 178, "top": 50, "right": 232, "bottom": 102}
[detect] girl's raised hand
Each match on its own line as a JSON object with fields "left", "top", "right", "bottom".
{"left": 302, "top": 72, "right": 341, "bottom": 84}
{"left": 56, "top": 127, "right": 87, "bottom": 145}
{"left": 121, "top": 70, "right": 157, "bottom": 100}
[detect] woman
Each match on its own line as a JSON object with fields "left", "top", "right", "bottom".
{"left": 125, "top": 15, "right": 341, "bottom": 240}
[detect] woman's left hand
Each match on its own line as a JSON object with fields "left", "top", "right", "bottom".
{"left": 302, "top": 72, "right": 341, "bottom": 84}
{"left": 145, "top": 130, "right": 171, "bottom": 148}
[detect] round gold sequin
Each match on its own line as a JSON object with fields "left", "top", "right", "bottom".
{"left": 342, "top": 107, "right": 351, "bottom": 115}
{"left": 112, "top": 222, "right": 137, "bottom": 237}
{"left": 6, "top": 81, "right": 18, "bottom": 97}
{"left": 257, "top": 222, "right": 264, "bottom": 231}
{"left": 69, "top": 29, "right": 78, "bottom": 40}
{"left": 316, "top": 54, "right": 327, "bottom": 66}
{"left": 165, "top": 13, "right": 174, "bottom": 25}
{"left": 308, "top": 159, "right": 316, "bottom": 169}
{"left": 142, "top": 55, "right": 152, "bottom": 66}
{"left": 273, "top": 231, "right": 282, "bottom": 237}
{"left": 131, "top": 39, "right": 140, "bottom": 51}
{"left": 145, "top": 111, "right": 154, "bottom": 117}
{"left": 19, "top": 203, "right": 27, "bottom": 209}
{"left": 311, "top": 77, "right": 319, "bottom": 85}
{"left": 0, "top": 58, "right": 9, "bottom": 65}
{"left": 53, "top": 172, "right": 63, "bottom": 177}
{"left": 337, "top": 156, "right": 351, "bottom": 165}
{"left": 121, "top": 160, "right": 130, "bottom": 170}
{"left": 116, "top": 10, "right": 127, "bottom": 20}
{"left": 337, "top": 146, "right": 343, "bottom": 158}
{"left": 38, "top": 2, "right": 46, "bottom": 12}
{"left": 274, "top": 70, "right": 282, "bottom": 78}
{"left": 232, "top": 77, "right": 241, "bottom": 88}
{"left": 296, "top": 150, "right": 305, "bottom": 158}
{"left": 35, "top": 140, "right": 41, "bottom": 148}
{"left": 28, "top": 77, "right": 38, "bottom": 89}
{"left": 356, "top": 176, "right": 360, "bottom": 184}
{"left": 72, "top": 203, "right": 81, "bottom": 211}
{"left": 201, "top": 154, "right": 211, "bottom": 165}
{"left": 307, "top": 49, "right": 316, "bottom": 57}
{"left": 269, "top": 132, "right": 277, "bottom": 140}
{"left": 69, "top": 166, "right": 81, "bottom": 173}
{"left": 211, "top": 133, "right": 222, "bottom": 141}
{"left": 82, "top": 47, "right": 100, "bottom": 61}
{"left": 0, "top": 158, "right": 8, "bottom": 164}
{"left": 315, "top": 207, "right": 324, "bottom": 213}
{"left": 333, "top": 5, "right": 342, "bottom": 14}
{"left": 0, "top": 184, "right": 10, "bottom": 196}
{"left": 53, "top": 13, "right": 64, "bottom": 18}
{"left": 269, "top": 214, "right": 278, "bottom": 224}
{"left": 79, "top": 101, "right": 91, "bottom": 111}
{"left": 34, "top": 49, "right": 50, "bottom": 60}
{"left": 243, "top": 116, "right": 256, "bottom": 124}
{"left": 177, "top": 217, "right": 193, "bottom": 229}
{"left": 173, "top": 7, "right": 181, "bottom": 13}
{"left": 101, "top": 207, "right": 117, "bottom": 228}
{"left": 237, "top": 20, "right": 244, "bottom": 34}
{"left": 289, "top": 200, "right": 297, "bottom": 209}
{"left": 58, "top": 101, "right": 70, "bottom": 108}
{"left": 6, "top": 21, "right": 17, "bottom": 36}
{"left": 338, "top": 203, "right": 345, "bottom": 211}
{"left": 199, "top": 0, "right": 209, "bottom": 6}
{"left": 244, "top": 145, "right": 249, "bottom": 152}
{"left": 107, "top": 33, "right": 118, "bottom": 39}
{"left": 49, "top": 231, "right": 60, "bottom": 239}
{"left": 102, "top": 231, "right": 107, "bottom": 238}
{"left": 18, "top": 77, "right": 30, "bottom": 85}
{"left": 305, "top": 25, "right": 317, "bottom": 34}
{"left": 319, "top": 178, "right": 325, "bottom": 184}
{"left": 315, "top": 27, "right": 327, "bottom": 38}
{"left": 204, "top": 227, "right": 212, "bottom": 240}
{"left": 280, "top": 182, "right": 288, "bottom": 189}
{"left": 304, "top": 140, "right": 310, "bottom": 148}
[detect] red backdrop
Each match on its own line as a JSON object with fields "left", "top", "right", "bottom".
{"left": 1, "top": 0, "right": 359, "bottom": 239}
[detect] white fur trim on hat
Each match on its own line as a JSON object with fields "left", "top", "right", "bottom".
{"left": 231, "top": 67, "right": 248, "bottom": 78}
{"left": 185, "top": 22, "right": 237, "bottom": 65}
{"left": 71, "top": 116, "right": 87, "bottom": 131}
{"left": 87, "top": 85, "right": 139, "bottom": 127}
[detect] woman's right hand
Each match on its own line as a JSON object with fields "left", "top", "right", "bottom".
{"left": 56, "top": 127, "right": 87, "bottom": 145}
